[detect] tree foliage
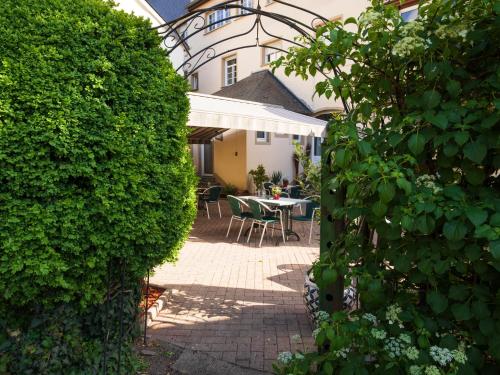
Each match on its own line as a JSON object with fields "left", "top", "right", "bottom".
{"left": 274, "top": 0, "right": 499, "bottom": 373}
{"left": 0, "top": 0, "right": 196, "bottom": 372}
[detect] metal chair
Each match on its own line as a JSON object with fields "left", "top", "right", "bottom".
{"left": 263, "top": 182, "right": 274, "bottom": 196}
{"left": 291, "top": 195, "right": 320, "bottom": 244}
{"left": 198, "top": 186, "right": 222, "bottom": 219}
{"left": 246, "top": 198, "right": 286, "bottom": 247}
{"left": 226, "top": 195, "right": 253, "bottom": 242}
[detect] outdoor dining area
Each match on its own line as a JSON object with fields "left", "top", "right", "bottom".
{"left": 197, "top": 184, "right": 320, "bottom": 247}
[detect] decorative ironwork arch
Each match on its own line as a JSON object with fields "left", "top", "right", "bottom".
{"left": 155, "top": 0, "right": 328, "bottom": 77}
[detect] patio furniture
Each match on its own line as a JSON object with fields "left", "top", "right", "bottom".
{"left": 285, "top": 185, "right": 303, "bottom": 214}
{"left": 291, "top": 195, "right": 320, "bottom": 244}
{"left": 263, "top": 182, "right": 274, "bottom": 196}
{"left": 226, "top": 195, "right": 253, "bottom": 242}
{"left": 198, "top": 185, "right": 222, "bottom": 219}
{"left": 246, "top": 198, "right": 286, "bottom": 247}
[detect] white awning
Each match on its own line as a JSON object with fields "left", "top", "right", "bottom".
{"left": 187, "top": 93, "right": 327, "bottom": 142}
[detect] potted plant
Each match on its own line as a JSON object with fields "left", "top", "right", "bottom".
{"left": 270, "top": 170, "right": 282, "bottom": 185}
{"left": 248, "top": 164, "right": 268, "bottom": 196}
{"left": 271, "top": 186, "right": 282, "bottom": 200}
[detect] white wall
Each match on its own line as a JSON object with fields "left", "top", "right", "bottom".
{"left": 186, "top": 0, "right": 370, "bottom": 113}
{"left": 246, "top": 131, "right": 297, "bottom": 192}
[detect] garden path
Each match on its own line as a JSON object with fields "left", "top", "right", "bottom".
{"left": 149, "top": 200, "right": 319, "bottom": 373}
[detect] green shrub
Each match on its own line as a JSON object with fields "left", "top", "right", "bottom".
{"left": 0, "top": 0, "right": 196, "bottom": 372}
{"left": 274, "top": 0, "right": 499, "bottom": 373}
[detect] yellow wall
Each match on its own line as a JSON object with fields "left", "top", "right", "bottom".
{"left": 214, "top": 130, "right": 247, "bottom": 190}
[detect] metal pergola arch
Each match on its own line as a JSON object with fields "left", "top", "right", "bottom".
{"left": 155, "top": 0, "right": 328, "bottom": 77}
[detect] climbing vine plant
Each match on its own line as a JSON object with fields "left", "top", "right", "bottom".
{"left": 273, "top": 0, "right": 499, "bottom": 374}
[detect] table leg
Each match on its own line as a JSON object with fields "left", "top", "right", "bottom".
{"left": 285, "top": 207, "right": 300, "bottom": 241}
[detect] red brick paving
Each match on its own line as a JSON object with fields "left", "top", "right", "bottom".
{"left": 149, "top": 200, "right": 319, "bottom": 372}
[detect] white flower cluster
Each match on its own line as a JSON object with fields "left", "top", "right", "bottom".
{"left": 384, "top": 337, "right": 404, "bottom": 358}
{"left": 401, "top": 21, "right": 424, "bottom": 37}
{"left": 424, "top": 365, "right": 441, "bottom": 375}
{"left": 452, "top": 349, "right": 467, "bottom": 364}
{"left": 392, "top": 36, "right": 425, "bottom": 58}
{"left": 371, "top": 328, "right": 387, "bottom": 340}
{"left": 315, "top": 310, "right": 330, "bottom": 323}
{"left": 386, "top": 304, "right": 403, "bottom": 325}
{"left": 333, "top": 347, "right": 351, "bottom": 359}
{"left": 358, "top": 10, "right": 382, "bottom": 27}
{"left": 295, "top": 353, "right": 305, "bottom": 360}
{"left": 277, "top": 351, "right": 294, "bottom": 365}
{"left": 429, "top": 346, "right": 453, "bottom": 366}
{"left": 399, "top": 333, "right": 412, "bottom": 344}
{"left": 409, "top": 365, "right": 422, "bottom": 375}
{"left": 404, "top": 346, "right": 420, "bottom": 360}
{"left": 312, "top": 328, "right": 321, "bottom": 340}
{"left": 362, "top": 313, "right": 377, "bottom": 324}
{"left": 416, "top": 174, "right": 442, "bottom": 194}
{"left": 435, "top": 24, "right": 468, "bottom": 40}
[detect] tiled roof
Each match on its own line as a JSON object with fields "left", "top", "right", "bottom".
{"left": 145, "top": 0, "right": 190, "bottom": 22}
{"left": 213, "top": 70, "right": 312, "bottom": 115}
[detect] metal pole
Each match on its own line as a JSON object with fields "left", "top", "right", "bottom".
{"left": 143, "top": 269, "right": 150, "bottom": 345}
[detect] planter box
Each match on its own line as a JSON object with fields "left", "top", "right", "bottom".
{"left": 303, "top": 269, "right": 357, "bottom": 326}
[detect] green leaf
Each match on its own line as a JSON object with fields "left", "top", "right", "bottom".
{"left": 449, "top": 285, "right": 469, "bottom": 301}
{"left": 323, "top": 362, "right": 334, "bottom": 375}
{"left": 443, "top": 221, "right": 468, "bottom": 241}
{"left": 425, "top": 112, "right": 448, "bottom": 129}
{"left": 416, "top": 215, "right": 435, "bottom": 235}
{"left": 464, "top": 165, "right": 485, "bottom": 185}
{"left": 378, "top": 182, "right": 396, "bottom": 203}
{"left": 358, "top": 140, "right": 372, "bottom": 155}
{"left": 394, "top": 256, "right": 411, "bottom": 272}
{"left": 344, "top": 17, "right": 357, "bottom": 25}
{"left": 372, "top": 201, "right": 388, "bottom": 217}
{"left": 443, "top": 143, "right": 458, "bottom": 157}
{"left": 396, "top": 178, "right": 412, "bottom": 195}
{"left": 426, "top": 291, "right": 448, "bottom": 314}
{"left": 463, "top": 141, "right": 487, "bottom": 164}
{"left": 465, "top": 207, "right": 488, "bottom": 227}
{"left": 451, "top": 303, "right": 473, "bottom": 321}
{"left": 408, "top": 133, "right": 426, "bottom": 155}
{"left": 472, "top": 300, "right": 490, "bottom": 319}
{"left": 479, "top": 318, "right": 495, "bottom": 336}
{"left": 490, "top": 213, "right": 500, "bottom": 227}
{"left": 446, "top": 80, "right": 461, "bottom": 97}
{"left": 490, "top": 240, "right": 500, "bottom": 259}
{"left": 465, "top": 244, "right": 481, "bottom": 261}
{"left": 422, "top": 90, "right": 441, "bottom": 109}
{"left": 454, "top": 131, "right": 469, "bottom": 146}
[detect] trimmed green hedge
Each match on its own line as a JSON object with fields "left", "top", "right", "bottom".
{"left": 0, "top": 0, "right": 196, "bottom": 372}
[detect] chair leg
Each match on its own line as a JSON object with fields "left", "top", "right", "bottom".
{"left": 259, "top": 222, "right": 267, "bottom": 248}
{"left": 309, "top": 218, "right": 314, "bottom": 244}
{"left": 237, "top": 219, "right": 245, "bottom": 242}
{"left": 280, "top": 217, "right": 286, "bottom": 244}
{"left": 247, "top": 221, "right": 254, "bottom": 243}
{"left": 226, "top": 216, "right": 234, "bottom": 238}
{"left": 299, "top": 204, "right": 303, "bottom": 215}
{"left": 205, "top": 201, "right": 210, "bottom": 219}
{"left": 218, "top": 201, "right": 222, "bottom": 218}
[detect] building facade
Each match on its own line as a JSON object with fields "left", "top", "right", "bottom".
{"left": 181, "top": 0, "right": 371, "bottom": 191}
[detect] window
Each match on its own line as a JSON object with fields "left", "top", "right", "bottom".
{"left": 207, "top": 9, "right": 231, "bottom": 32}
{"left": 263, "top": 47, "right": 281, "bottom": 64}
{"left": 190, "top": 73, "right": 199, "bottom": 91}
{"left": 256, "top": 131, "right": 270, "bottom": 144}
{"left": 313, "top": 137, "right": 322, "bottom": 157}
{"left": 292, "top": 134, "right": 301, "bottom": 142}
{"left": 262, "top": 41, "right": 282, "bottom": 65}
{"left": 239, "top": 0, "right": 252, "bottom": 15}
{"left": 401, "top": 6, "right": 418, "bottom": 22}
{"left": 224, "top": 57, "right": 237, "bottom": 86}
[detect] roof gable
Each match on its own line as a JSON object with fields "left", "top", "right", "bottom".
{"left": 213, "top": 70, "right": 312, "bottom": 115}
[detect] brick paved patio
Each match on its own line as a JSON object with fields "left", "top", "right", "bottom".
{"left": 149, "top": 199, "right": 319, "bottom": 373}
